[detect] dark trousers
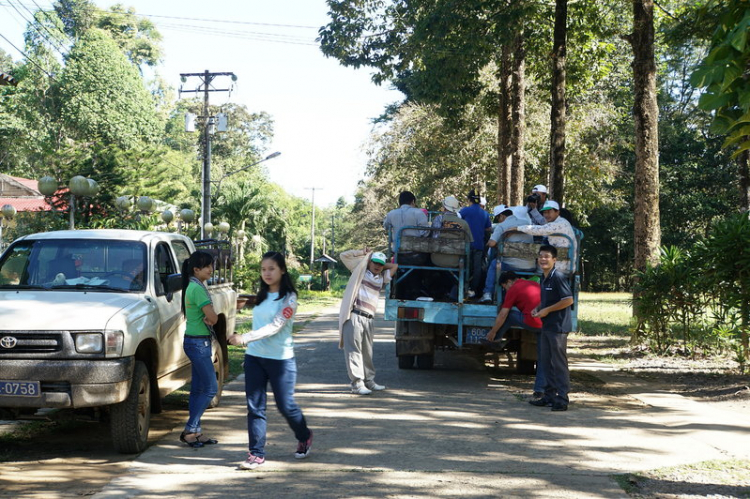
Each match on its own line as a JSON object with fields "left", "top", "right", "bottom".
{"left": 538, "top": 331, "right": 570, "bottom": 405}
{"left": 395, "top": 252, "right": 429, "bottom": 299}
{"left": 469, "top": 249, "right": 485, "bottom": 294}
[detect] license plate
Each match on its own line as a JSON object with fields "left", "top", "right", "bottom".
{"left": 465, "top": 327, "right": 489, "bottom": 344}
{"left": 0, "top": 380, "right": 41, "bottom": 397}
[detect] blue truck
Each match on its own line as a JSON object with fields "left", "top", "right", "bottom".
{"left": 384, "top": 224, "right": 581, "bottom": 373}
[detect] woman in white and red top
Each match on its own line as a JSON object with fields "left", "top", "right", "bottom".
{"left": 338, "top": 249, "right": 398, "bottom": 395}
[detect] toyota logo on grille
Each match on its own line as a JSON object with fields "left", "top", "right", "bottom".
{"left": 0, "top": 336, "right": 18, "bottom": 349}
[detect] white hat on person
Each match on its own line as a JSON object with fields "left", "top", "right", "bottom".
{"left": 540, "top": 200, "right": 560, "bottom": 211}
{"left": 532, "top": 184, "right": 548, "bottom": 194}
{"left": 443, "top": 196, "right": 461, "bottom": 212}
{"left": 370, "top": 252, "right": 387, "bottom": 265}
{"left": 492, "top": 204, "right": 507, "bottom": 217}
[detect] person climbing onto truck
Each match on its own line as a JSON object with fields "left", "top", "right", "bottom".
{"left": 529, "top": 245, "right": 574, "bottom": 412}
{"left": 339, "top": 249, "right": 398, "bottom": 395}
{"left": 180, "top": 250, "right": 220, "bottom": 448}
{"left": 228, "top": 251, "right": 313, "bottom": 470}
{"left": 484, "top": 271, "right": 546, "bottom": 398}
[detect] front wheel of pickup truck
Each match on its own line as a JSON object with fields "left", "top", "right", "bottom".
{"left": 111, "top": 360, "right": 151, "bottom": 454}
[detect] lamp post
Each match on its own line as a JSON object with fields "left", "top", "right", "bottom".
{"left": 68, "top": 176, "right": 95, "bottom": 230}
{"left": 212, "top": 152, "right": 282, "bottom": 209}
{"left": 0, "top": 204, "right": 16, "bottom": 251}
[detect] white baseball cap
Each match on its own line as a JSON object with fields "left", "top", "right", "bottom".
{"left": 532, "top": 184, "right": 548, "bottom": 194}
{"left": 370, "top": 252, "right": 387, "bottom": 265}
{"left": 540, "top": 200, "right": 560, "bottom": 211}
{"left": 492, "top": 204, "right": 506, "bottom": 217}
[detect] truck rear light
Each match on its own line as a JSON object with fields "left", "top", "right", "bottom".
{"left": 398, "top": 307, "right": 423, "bottom": 320}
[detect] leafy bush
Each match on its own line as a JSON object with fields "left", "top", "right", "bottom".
{"left": 633, "top": 213, "right": 750, "bottom": 372}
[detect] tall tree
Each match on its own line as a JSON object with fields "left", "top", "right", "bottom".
{"left": 629, "top": 0, "right": 661, "bottom": 273}
{"left": 58, "top": 28, "right": 162, "bottom": 148}
{"left": 549, "top": 0, "right": 567, "bottom": 204}
{"left": 510, "top": 30, "right": 527, "bottom": 205}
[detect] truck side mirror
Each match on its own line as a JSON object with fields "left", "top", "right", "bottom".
{"left": 166, "top": 273, "right": 182, "bottom": 294}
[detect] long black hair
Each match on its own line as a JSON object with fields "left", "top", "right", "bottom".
{"left": 181, "top": 250, "right": 214, "bottom": 316}
{"left": 256, "top": 251, "right": 297, "bottom": 306}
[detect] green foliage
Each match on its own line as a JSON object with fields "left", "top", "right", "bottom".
{"left": 633, "top": 214, "right": 750, "bottom": 370}
{"left": 58, "top": 28, "right": 162, "bottom": 147}
{"left": 691, "top": 0, "right": 750, "bottom": 157}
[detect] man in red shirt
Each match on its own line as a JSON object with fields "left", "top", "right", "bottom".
{"left": 485, "top": 271, "right": 547, "bottom": 398}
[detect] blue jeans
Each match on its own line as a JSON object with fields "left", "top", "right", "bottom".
{"left": 482, "top": 258, "right": 534, "bottom": 296}
{"left": 183, "top": 336, "right": 218, "bottom": 434}
{"left": 244, "top": 354, "right": 310, "bottom": 458}
{"left": 538, "top": 331, "right": 569, "bottom": 405}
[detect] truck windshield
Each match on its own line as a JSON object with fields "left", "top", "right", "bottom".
{"left": 0, "top": 239, "right": 148, "bottom": 292}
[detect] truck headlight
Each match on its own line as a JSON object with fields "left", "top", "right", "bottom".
{"left": 74, "top": 331, "right": 123, "bottom": 357}
{"left": 75, "top": 333, "right": 103, "bottom": 353}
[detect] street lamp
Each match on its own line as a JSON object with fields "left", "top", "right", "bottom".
{"left": 211, "top": 152, "right": 282, "bottom": 212}
{"left": 0, "top": 204, "right": 16, "bottom": 250}
{"left": 68, "top": 175, "right": 96, "bottom": 230}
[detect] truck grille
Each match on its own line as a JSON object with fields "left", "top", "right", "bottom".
{"left": 0, "top": 332, "right": 63, "bottom": 354}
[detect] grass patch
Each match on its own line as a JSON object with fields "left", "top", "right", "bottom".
{"left": 578, "top": 292, "right": 632, "bottom": 337}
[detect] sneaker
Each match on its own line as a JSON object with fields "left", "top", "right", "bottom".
{"left": 479, "top": 292, "right": 492, "bottom": 303}
{"left": 529, "top": 397, "right": 552, "bottom": 407}
{"left": 365, "top": 382, "right": 386, "bottom": 391}
{"left": 239, "top": 454, "right": 265, "bottom": 470}
{"left": 294, "top": 431, "right": 313, "bottom": 459}
{"left": 467, "top": 290, "right": 476, "bottom": 298}
{"left": 531, "top": 391, "right": 545, "bottom": 400}
{"left": 351, "top": 385, "right": 372, "bottom": 395}
{"left": 551, "top": 403, "right": 568, "bottom": 412}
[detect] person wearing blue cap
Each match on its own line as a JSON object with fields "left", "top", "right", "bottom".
{"left": 338, "top": 249, "right": 398, "bottom": 395}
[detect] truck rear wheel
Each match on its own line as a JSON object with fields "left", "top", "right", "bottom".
{"left": 416, "top": 353, "right": 434, "bottom": 370}
{"left": 111, "top": 360, "right": 151, "bottom": 454}
{"left": 398, "top": 354, "right": 415, "bottom": 369}
{"left": 208, "top": 350, "right": 224, "bottom": 409}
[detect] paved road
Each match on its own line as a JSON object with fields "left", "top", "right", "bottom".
{"left": 89, "top": 304, "right": 750, "bottom": 499}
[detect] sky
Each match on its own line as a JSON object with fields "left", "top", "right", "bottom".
{"left": 0, "top": 0, "right": 403, "bottom": 207}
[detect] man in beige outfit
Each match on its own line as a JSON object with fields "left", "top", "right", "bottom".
{"left": 338, "top": 249, "right": 398, "bottom": 395}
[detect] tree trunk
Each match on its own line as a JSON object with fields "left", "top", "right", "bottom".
{"left": 631, "top": 0, "right": 661, "bottom": 273}
{"left": 739, "top": 146, "right": 750, "bottom": 212}
{"left": 549, "top": 0, "right": 567, "bottom": 204}
{"left": 497, "top": 43, "right": 513, "bottom": 205}
{"left": 510, "top": 30, "right": 526, "bottom": 206}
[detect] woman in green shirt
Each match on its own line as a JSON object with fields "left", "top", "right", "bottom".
{"left": 180, "top": 251, "right": 219, "bottom": 448}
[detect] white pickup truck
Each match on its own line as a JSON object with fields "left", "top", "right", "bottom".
{"left": 0, "top": 229, "right": 237, "bottom": 453}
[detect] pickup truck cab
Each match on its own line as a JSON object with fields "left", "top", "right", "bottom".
{"left": 0, "top": 229, "right": 237, "bottom": 453}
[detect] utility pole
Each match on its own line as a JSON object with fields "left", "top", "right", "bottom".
{"left": 305, "top": 187, "right": 322, "bottom": 268}
{"left": 330, "top": 213, "right": 336, "bottom": 259}
{"left": 179, "top": 70, "right": 236, "bottom": 239}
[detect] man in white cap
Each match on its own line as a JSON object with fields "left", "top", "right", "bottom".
{"left": 511, "top": 200, "right": 577, "bottom": 274}
{"left": 431, "top": 196, "right": 473, "bottom": 268}
{"left": 480, "top": 206, "right": 534, "bottom": 303}
{"left": 526, "top": 185, "right": 549, "bottom": 225}
{"left": 338, "top": 249, "right": 398, "bottom": 395}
